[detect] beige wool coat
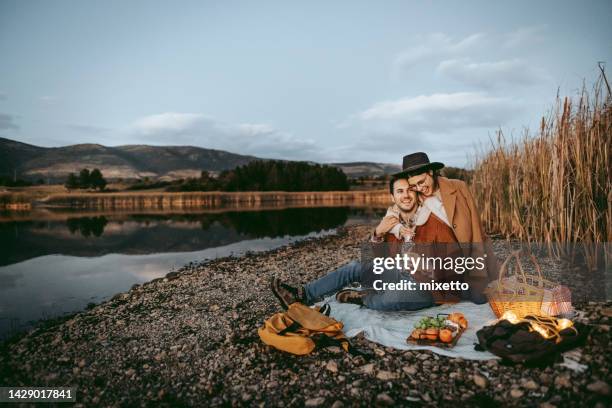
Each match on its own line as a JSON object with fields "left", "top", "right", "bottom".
{"left": 437, "top": 176, "right": 498, "bottom": 284}
{"left": 438, "top": 176, "right": 485, "bottom": 243}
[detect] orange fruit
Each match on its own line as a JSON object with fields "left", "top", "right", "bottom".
{"left": 425, "top": 328, "right": 438, "bottom": 341}
{"left": 439, "top": 329, "right": 453, "bottom": 343}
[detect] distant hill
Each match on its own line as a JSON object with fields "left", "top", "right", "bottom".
{"left": 331, "top": 162, "right": 401, "bottom": 178}
{"left": 0, "top": 137, "right": 401, "bottom": 182}
{"left": 0, "top": 137, "right": 260, "bottom": 182}
{"left": 0, "top": 138, "right": 46, "bottom": 179}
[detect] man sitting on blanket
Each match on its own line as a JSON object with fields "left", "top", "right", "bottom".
{"left": 272, "top": 176, "right": 438, "bottom": 311}
{"left": 271, "top": 152, "right": 494, "bottom": 311}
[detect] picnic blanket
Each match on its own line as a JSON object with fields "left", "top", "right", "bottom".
{"left": 319, "top": 297, "right": 499, "bottom": 360}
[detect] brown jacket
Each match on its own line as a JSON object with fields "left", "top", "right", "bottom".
{"left": 412, "top": 212, "right": 464, "bottom": 304}
{"left": 437, "top": 177, "right": 485, "bottom": 243}
{"left": 372, "top": 176, "right": 497, "bottom": 296}
{"left": 436, "top": 176, "right": 498, "bottom": 289}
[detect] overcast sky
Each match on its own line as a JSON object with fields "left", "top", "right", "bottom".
{"left": 0, "top": 0, "right": 610, "bottom": 166}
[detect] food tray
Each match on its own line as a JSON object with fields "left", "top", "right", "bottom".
{"left": 405, "top": 313, "right": 467, "bottom": 348}
{"left": 406, "top": 325, "right": 465, "bottom": 348}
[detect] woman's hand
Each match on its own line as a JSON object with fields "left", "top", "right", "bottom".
{"left": 374, "top": 215, "right": 400, "bottom": 237}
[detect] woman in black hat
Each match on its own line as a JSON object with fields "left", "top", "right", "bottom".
{"left": 393, "top": 152, "right": 444, "bottom": 199}
{"left": 394, "top": 152, "right": 497, "bottom": 304}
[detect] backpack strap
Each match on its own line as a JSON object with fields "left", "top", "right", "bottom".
{"left": 277, "top": 321, "right": 302, "bottom": 336}
{"left": 276, "top": 303, "right": 330, "bottom": 336}
{"left": 318, "top": 303, "right": 331, "bottom": 316}
{"left": 311, "top": 333, "right": 374, "bottom": 360}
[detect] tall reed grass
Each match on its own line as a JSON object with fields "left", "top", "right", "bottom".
{"left": 470, "top": 73, "right": 611, "bottom": 243}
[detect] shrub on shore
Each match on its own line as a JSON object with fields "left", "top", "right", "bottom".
{"left": 65, "top": 168, "right": 107, "bottom": 191}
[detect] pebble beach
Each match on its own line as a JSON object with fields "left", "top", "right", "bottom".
{"left": 0, "top": 225, "right": 610, "bottom": 407}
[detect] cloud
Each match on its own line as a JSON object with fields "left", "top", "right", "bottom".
{"left": 356, "top": 92, "right": 521, "bottom": 130}
{"left": 378, "top": 26, "right": 553, "bottom": 165}
{"left": 322, "top": 129, "right": 482, "bottom": 166}
{"left": 504, "top": 26, "right": 547, "bottom": 48}
{"left": 0, "top": 113, "right": 18, "bottom": 131}
{"left": 393, "top": 27, "right": 549, "bottom": 78}
{"left": 392, "top": 32, "right": 486, "bottom": 73}
{"left": 333, "top": 92, "right": 523, "bottom": 165}
{"left": 0, "top": 92, "right": 6, "bottom": 101}
{"left": 131, "top": 113, "right": 207, "bottom": 136}
{"left": 128, "top": 112, "right": 321, "bottom": 161}
{"left": 437, "top": 58, "right": 550, "bottom": 89}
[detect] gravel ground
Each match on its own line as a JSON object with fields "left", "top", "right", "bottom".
{"left": 0, "top": 225, "right": 610, "bottom": 407}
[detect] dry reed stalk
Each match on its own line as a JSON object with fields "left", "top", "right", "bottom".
{"left": 470, "top": 74, "right": 611, "bottom": 244}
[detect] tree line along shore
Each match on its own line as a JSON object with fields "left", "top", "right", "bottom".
{"left": 0, "top": 189, "right": 391, "bottom": 211}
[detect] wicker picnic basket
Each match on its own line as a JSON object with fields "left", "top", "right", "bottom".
{"left": 486, "top": 250, "right": 557, "bottom": 319}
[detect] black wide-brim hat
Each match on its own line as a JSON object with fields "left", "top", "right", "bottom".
{"left": 393, "top": 152, "right": 444, "bottom": 178}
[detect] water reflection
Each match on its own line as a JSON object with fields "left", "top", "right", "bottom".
{"left": 0, "top": 206, "right": 384, "bottom": 339}
{"left": 66, "top": 216, "right": 108, "bottom": 237}
{"left": 0, "top": 207, "right": 373, "bottom": 266}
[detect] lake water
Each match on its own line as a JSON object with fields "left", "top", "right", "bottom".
{"left": 0, "top": 206, "right": 384, "bottom": 339}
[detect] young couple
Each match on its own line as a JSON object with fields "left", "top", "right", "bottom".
{"left": 271, "top": 152, "right": 497, "bottom": 312}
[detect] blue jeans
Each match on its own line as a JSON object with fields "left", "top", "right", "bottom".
{"left": 304, "top": 260, "right": 434, "bottom": 311}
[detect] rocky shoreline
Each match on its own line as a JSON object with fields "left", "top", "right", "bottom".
{"left": 0, "top": 225, "right": 610, "bottom": 407}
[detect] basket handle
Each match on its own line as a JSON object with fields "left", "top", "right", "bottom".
{"left": 497, "top": 252, "right": 513, "bottom": 285}
{"left": 514, "top": 251, "right": 529, "bottom": 282}
{"left": 498, "top": 250, "right": 526, "bottom": 282}
{"left": 514, "top": 249, "right": 545, "bottom": 288}
{"left": 528, "top": 252, "right": 544, "bottom": 287}
{"left": 498, "top": 250, "right": 545, "bottom": 290}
